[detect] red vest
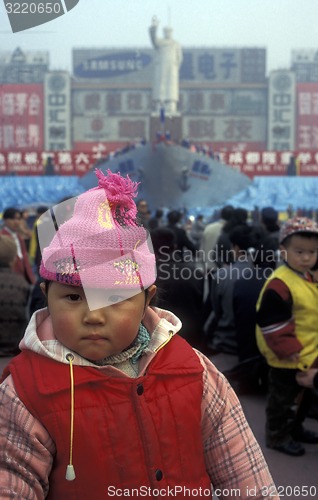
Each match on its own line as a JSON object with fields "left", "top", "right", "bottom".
{"left": 5, "top": 335, "right": 211, "bottom": 499}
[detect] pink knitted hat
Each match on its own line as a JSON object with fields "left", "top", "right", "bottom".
{"left": 39, "top": 170, "right": 156, "bottom": 308}
{"left": 279, "top": 216, "right": 318, "bottom": 244}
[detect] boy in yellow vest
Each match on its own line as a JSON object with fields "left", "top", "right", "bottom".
{"left": 256, "top": 217, "right": 318, "bottom": 456}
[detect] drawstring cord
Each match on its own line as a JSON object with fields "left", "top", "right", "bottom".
{"left": 63, "top": 329, "right": 173, "bottom": 480}
{"left": 65, "top": 353, "right": 76, "bottom": 481}
{"left": 154, "top": 330, "right": 174, "bottom": 352}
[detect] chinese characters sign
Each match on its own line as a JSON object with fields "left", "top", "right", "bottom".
{"left": 183, "top": 116, "right": 266, "bottom": 144}
{"left": 44, "top": 72, "right": 71, "bottom": 150}
{"left": 0, "top": 150, "right": 98, "bottom": 175}
{"left": 1, "top": 150, "right": 318, "bottom": 178}
{"left": 221, "top": 151, "right": 318, "bottom": 178}
{"left": 180, "top": 48, "right": 266, "bottom": 84}
{"left": 268, "top": 71, "right": 296, "bottom": 151}
{"left": 73, "top": 48, "right": 266, "bottom": 84}
{"left": 0, "top": 84, "right": 43, "bottom": 150}
{"left": 296, "top": 83, "right": 318, "bottom": 150}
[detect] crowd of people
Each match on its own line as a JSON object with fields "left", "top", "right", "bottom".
{"left": 0, "top": 173, "right": 281, "bottom": 499}
{"left": 0, "top": 180, "right": 318, "bottom": 497}
{"left": 137, "top": 200, "right": 318, "bottom": 459}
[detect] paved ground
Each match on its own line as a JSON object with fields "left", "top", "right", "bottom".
{"left": 1, "top": 353, "right": 318, "bottom": 498}
{"left": 210, "top": 353, "right": 318, "bottom": 499}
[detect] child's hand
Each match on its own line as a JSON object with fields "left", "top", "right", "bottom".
{"left": 296, "top": 369, "right": 318, "bottom": 388}
{"left": 285, "top": 352, "right": 300, "bottom": 363}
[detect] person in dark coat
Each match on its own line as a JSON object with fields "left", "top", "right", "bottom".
{"left": 166, "top": 210, "right": 196, "bottom": 259}
{"left": 1, "top": 207, "right": 35, "bottom": 285}
{"left": 151, "top": 227, "right": 204, "bottom": 348}
{"left": 0, "top": 235, "right": 29, "bottom": 357}
{"left": 227, "top": 230, "right": 278, "bottom": 393}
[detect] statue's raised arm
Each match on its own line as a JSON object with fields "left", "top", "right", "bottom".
{"left": 149, "top": 17, "right": 183, "bottom": 115}
{"left": 149, "top": 16, "right": 160, "bottom": 49}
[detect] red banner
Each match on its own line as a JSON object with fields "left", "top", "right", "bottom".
{"left": 0, "top": 151, "right": 100, "bottom": 176}
{"left": 1, "top": 149, "right": 318, "bottom": 178}
{"left": 0, "top": 84, "right": 44, "bottom": 151}
{"left": 220, "top": 151, "right": 318, "bottom": 178}
{"left": 73, "top": 141, "right": 126, "bottom": 153}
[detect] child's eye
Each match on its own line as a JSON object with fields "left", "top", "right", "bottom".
{"left": 108, "top": 295, "right": 125, "bottom": 304}
{"left": 66, "top": 294, "right": 82, "bottom": 301}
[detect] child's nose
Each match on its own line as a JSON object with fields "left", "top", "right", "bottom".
{"left": 83, "top": 307, "right": 106, "bottom": 324}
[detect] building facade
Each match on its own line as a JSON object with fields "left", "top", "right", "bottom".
{"left": 1, "top": 46, "right": 318, "bottom": 175}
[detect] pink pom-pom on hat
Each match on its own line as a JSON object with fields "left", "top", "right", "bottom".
{"left": 39, "top": 170, "right": 156, "bottom": 303}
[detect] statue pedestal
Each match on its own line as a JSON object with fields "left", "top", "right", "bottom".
{"left": 150, "top": 115, "right": 182, "bottom": 143}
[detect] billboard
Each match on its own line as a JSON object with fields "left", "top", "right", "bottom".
{"left": 267, "top": 71, "right": 296, "bottom": 151}
{"left": 180, "top": 88, "right": 267, "bottom": 115}
{"left": 296, "top": 83, "right": 318, "bottom": 149}
{"left": 0, "top": 47, "right": 49, "bottom": 83}
{"left": 72, "top": 89, "right": 151, "bottom": 115}
{"left": 291, "top": 50, "right": 318, "bottom": 83}
{"left": 0, "top": 84, "right": 44, "bottom": 150}
{"left": 71, "top": 86, "right": 267, "bottom": 148}
{"left": 73, "top": 116, "right": 148, "bottom": 143}
{"left": 44, "top": 72, "right": 71, "bottom": 150}
{"left": 183, "top": 116, "right": 266, "bottom": 145}
{"left": 73, "top": 48, "right": 266, "bottom": 84}
{"left": 180, "top": 48, "right": 266, "bottom": 84}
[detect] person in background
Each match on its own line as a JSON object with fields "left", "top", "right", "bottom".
{"left": 148, "top": 208, "right": 164, "bottom": 230}
{"left": 227, "top": 230, "right": 277, "bottom": 394}
{"left": 28, "top": 201, "right": 76, "bottom": 318}
{"left": 166, "top": 209, "right": 196, "bottom": 259}
{"left": 204, "top": 223, "right": 256, "bottom": 355}
{"left": 260, "top": 207, "right": 280, "bottom": 248}
{"left": 189, "top": 214, "right": 205, "bottom": 250}
{"left": 136, "top": 198, "right": 150, "bottom": 228}
{"left": 0, "top": 235, "right": 29, "bottom": 357}
{"left": 256, "top": 217, "right": 318, "bottom": 456}
{"left": 0, "top": 207, "right": 35, "bottom": 285}
{"left": 200, "top": 205, "right": 234, "bottom": 273}
{"left": 18, "top": 209, "right": 33, "bottom": 252}
{"left": 29, "top": 206, "right": 49, "bottom": 276}
{"left": 151, "top": 226, "right": 205, "bottom": 348}
{"left": 0, "top": 170, "right": 278, "bottom": 499}
{"left": 215, "top": 207, "right": 248, "bottom": 267}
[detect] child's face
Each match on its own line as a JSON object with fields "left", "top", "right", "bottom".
{"left": 43, "top": 282, "right": 156, "bottom": 361}
{"left": 280, "top": 235, "right": 318, "bottom": 274}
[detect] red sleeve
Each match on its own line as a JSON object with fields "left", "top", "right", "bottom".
{"left": 256, "top": 278, "right": 303, "bottom": 359}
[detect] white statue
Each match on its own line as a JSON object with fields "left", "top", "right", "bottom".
{"left": 149, "top": 17, "right": 183, "bottom": 115}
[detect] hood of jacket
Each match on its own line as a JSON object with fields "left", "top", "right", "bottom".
{"left": 19, "top": 306, "right": 182, "bottom": 374}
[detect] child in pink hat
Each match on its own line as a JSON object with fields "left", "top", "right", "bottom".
{"left": 0, "top": 170, "right": 278, "bottom": 499}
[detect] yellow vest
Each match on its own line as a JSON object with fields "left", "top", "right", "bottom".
{"left": 256, "top": 265, "right": 318, "bottom": 370}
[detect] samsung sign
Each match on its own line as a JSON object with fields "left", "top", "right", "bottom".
{"left": 74, "top": 52, "right": 151, "bottom": 78}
